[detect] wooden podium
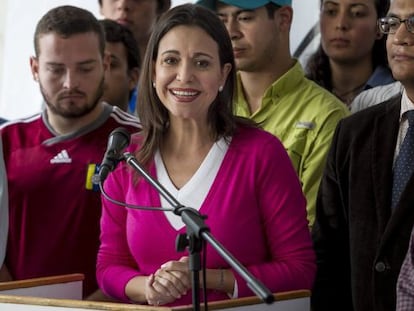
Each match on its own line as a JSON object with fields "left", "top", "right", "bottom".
{"left": 0, "top": 273, "right": 84, "bottom": 299}
{"left": 0, "top": 274, "right": 310, "bottom": 310}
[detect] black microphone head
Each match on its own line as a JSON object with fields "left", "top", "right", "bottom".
{"left": 99, "top": 127, "right": 131, "bottom": 182}
{"left": 107, "top": 127, "right": 131, "bottom": 154}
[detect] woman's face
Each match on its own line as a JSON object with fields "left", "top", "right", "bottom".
{"left": 153, "top": 25, "right": 231, "bottom": 124}
{"left": 320, "top": 0, "right": 381, "bottom": 64}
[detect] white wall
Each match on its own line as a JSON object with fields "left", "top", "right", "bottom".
{"left": 0, "top": 0, "right": 319, "bottom": 120}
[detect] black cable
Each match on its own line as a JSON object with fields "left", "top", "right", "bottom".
{"left": 99, "top": 181, "right": 175, "bottom": 212}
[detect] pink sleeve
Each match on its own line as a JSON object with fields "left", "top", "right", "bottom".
{"left": 234, "top": 136, "right": 316, "bottom": 296}
{"left": 96, "top": 164, "right": 141, "bottom": 302}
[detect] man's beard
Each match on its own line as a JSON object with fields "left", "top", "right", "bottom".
{"left": 41, "top": 77, "right": 105, "bottom": 119}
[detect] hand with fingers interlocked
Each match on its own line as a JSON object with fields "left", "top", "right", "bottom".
{"left": 145, "top": 256, "right": 191, "bottom": 306}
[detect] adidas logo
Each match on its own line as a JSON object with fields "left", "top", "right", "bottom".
{"left": 50, "top": 149, "right": 72, "bottom": 164}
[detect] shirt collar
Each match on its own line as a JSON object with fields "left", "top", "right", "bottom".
{"left": 400, "top": 89, "right": 414, "bottom": 121}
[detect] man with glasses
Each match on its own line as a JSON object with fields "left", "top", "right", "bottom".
{"left": 351, "top": 7, "right": 414, "bottom": 113}
{"left": 312, "top": 0, "right": 414, "bottom": 309}
{"left": 197, "top": 0, "right": 349, "bottom": 229}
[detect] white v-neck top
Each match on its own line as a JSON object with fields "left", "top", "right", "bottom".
{"left": 155, "top": 137, "right": 229, "bottom": 230}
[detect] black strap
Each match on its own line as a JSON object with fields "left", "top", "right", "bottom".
{"left": 293, "top": 22, "right": 320, "bottom": 59}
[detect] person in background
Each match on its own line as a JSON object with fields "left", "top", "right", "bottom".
{"left": 0, "top": 118, "right": 6, "bottom": 125}
{"left": 306, "top": 0, "right": 394, "bottom": 108}
{"left": 197, "top": 0, "right": 349, "bottom": 228}
{"left": 312, "top": 0, "right": 414, "bottom": 309}
{"left": 96, "top": 4, "right": 316, "bottom": 306}
{"left": 100, "top": 19, "right": 140, "bottom": 112}
{"left": 0, "top": 5, "right": 140, "bottom": 299}
{"left": 396, "top": 225, "right": 414, "bottom": 311}
{"left": 98, "top": 0, "right": 171, "bottom": 62}
{"left": 98, "top": 0, "right": 171, "bottom": 114}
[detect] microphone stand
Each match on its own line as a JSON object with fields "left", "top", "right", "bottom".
{"left": 123, "top": 152, "right": 274, "bottom": 310}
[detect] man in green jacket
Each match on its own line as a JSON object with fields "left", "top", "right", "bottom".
{"left": 198, "top": 0, "right": 349, "bottom": 227}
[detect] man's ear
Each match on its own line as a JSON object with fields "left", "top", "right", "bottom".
{"left": 30, "top": 56, "right": 39, "bottom": 82}
{"left": 376, "top": 29, "right": 384, "bottom": 40}
{"left": 103, "top": 51, "right": 111, "bottom": 72}
{"left": 102, "top": 51, "right": 111, "bottom": 74}
{"left": 128, "top": 68, "right": 140, "bottom": 90}
{"left": 220, "top": 63, "right": 232, "bottom": 88}
{"left": 275, "top": 6, "right": 293, "bottom": 31}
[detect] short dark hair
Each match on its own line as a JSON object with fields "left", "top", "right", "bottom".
{"left": 137, "top": 4, "right": 246, "bottom": 165}
{"left": 156, "top": 0, "right": 171, "bottom": 14}
{"left": 99, "top": 19, "right": 140, "bottom": 70}
{"left": 264, "top": 3, "right": 282, "bottom": 19}
{"left": 34, "top": 5, "right": 105, "bottom": 57}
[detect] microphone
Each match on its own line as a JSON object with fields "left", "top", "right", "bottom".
{"left": 99, "top": 127, "right": 131, "bottom": 182}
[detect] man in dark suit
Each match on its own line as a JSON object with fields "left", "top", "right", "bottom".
{"left": 311, "top": 0, "right": 414, "bottom": 310}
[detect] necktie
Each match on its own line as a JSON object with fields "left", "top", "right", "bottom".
{"left": 392, "top": 110, "right": 414, "bottom": 208}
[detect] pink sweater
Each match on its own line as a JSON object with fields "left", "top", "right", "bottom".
{"left": 97, "top": 126, "right": 316, "bottom": 305}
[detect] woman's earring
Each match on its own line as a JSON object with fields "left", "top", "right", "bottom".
{"left": 152, "top": 81, "right": 156, "bottom": 88}
{"left": 218, "top": 85, "right": 223, "bottom": 92}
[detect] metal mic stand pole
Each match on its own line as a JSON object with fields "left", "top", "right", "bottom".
{"left": 124, "top": 152, "right": 204, "bottom": 310}
{"left": 123, "top": 152, "right": 274, "bottom": 310}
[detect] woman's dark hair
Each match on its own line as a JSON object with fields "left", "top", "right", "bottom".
{"left": 136, "top": 4, "right": 242, "bottom": 165}
{"left": 305, "top": 0, "right": 390, "bottom": 91}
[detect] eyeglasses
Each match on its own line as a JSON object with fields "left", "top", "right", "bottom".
{"left": 378, "top": 16, "right": 414, "bottom": 34}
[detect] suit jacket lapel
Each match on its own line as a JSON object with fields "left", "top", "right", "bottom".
{"left": 372, "top": 96, "right": 414, "bottom": 251}
{"left": 371, "top": 97, "right": 401, "bottom": 234}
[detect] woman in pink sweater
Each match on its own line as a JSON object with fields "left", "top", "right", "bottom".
{"left": 97, "top": 3, "right": 316, "bottom": 307}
